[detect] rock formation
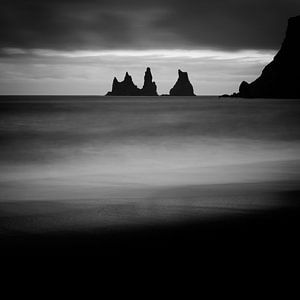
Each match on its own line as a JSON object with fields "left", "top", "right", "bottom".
{"left": 169, "top": 70, "right": 195, "bottom": 96}
{"left": 140, "top": 67, "right": 158, "bottom": 96}
{"left": 106, "top": 72, "right": 140, "bottom": 96}
{"left": 106, "top": 68, "right": 158, "bottom": 96}
{"left": 234, "top": 15, "right": 300, "bottom": 99}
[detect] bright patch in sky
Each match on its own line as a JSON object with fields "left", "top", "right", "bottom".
{"left": 0, "top": 48, "right": 276, "bottom": 95}
{"left": 3, "top": 47, "right": 275, "bottom": 63}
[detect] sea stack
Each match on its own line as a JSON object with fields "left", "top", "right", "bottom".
{"left": 169, "top": 70, "right": 195, "bottom": 96}
{"left": 106, "top": 72, "right": 140, "bottom": 96}
{"left": 235, "top": 15, "right": 300, "bottom": 99}
{"left": 106, "top": 68, "right": 158, "bottom": 96}
{"left": 140, "top": 67, "right": 158, "bottom": 96}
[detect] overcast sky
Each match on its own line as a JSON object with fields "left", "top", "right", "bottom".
{"left": 0, "top": 0, "right": 299, "bottom": 95}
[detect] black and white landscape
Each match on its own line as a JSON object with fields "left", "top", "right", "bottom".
{"left": 0, "top": 1, "right": 300, "bottom": 264}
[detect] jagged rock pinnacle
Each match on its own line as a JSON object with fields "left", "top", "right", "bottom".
{"left": 106, "top": 68, "right": 158, "bottom": 96}
{"left": 141, "top": 67, "right": 158, "bottom": 96}
{"left": 169, "top": 69, "right": 195, "bottom": 96}
{"left": 106, "top": 72, "right": 140, "bottom": 96}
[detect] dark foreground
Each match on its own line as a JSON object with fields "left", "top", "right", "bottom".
{"left": 1, "top": 190, "right": 299, "bottom": 263}
{"left": 1, "top": 191, "right": 299, "bottom": 295}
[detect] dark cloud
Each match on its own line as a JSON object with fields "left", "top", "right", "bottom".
{"left": 0, "top": 0, "right": 300, "bottom": 51}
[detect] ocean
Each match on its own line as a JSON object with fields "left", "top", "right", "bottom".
{"left": 0, "top": 96, "right": 300, "bottom": 236}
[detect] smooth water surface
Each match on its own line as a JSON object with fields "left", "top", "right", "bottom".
{"left": 0, "top": 96, "right": 299, "bottom": 233}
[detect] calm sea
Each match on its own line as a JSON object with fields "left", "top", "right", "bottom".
{"left": 0, "top": 96, "right": 299, "bottom": 230}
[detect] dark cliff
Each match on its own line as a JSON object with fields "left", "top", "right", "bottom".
{"left": 235, "top": 15, "right": 300, "bottom": 99}
{"left": 169, "top": 70, "right": 195, "bottom": 96}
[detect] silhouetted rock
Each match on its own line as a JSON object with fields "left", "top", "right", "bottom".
{"left": 234, "top": 15, "right": 300, "bottom": 99}
{"left": 141, "top": 67, "right": 158, "bottom": 96}
{"left": 169, "top": 70, "right": 195, "bottom": 96}
{"left": 106, "top": 68, "right": 158, "bottom": 96}
{"left": 106, "top": 72, "right": 140, "bottom": 96}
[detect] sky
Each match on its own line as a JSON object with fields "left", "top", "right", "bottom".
{"left": 0, "top": 0, "right": 299, "bottom": 95}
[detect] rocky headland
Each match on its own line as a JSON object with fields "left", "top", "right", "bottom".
{"left": 226, "top": 15, "right": 300, "bottom": 99}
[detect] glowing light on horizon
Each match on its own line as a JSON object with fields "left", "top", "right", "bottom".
{"left": 2, "top": 48, "right": 275, "bottom": 63}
